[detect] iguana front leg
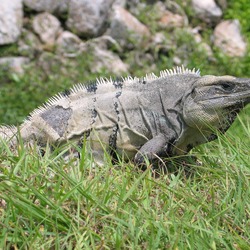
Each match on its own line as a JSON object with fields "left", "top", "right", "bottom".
{"left": 134, "top": 133, "right": 174, "bottom": 168}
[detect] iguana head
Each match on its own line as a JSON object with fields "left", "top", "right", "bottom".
{"left": 183, "top": 75, "right": 250, "bottom": 131}
{"left": 175, "top": 75, "right": 250, "bottom": 154}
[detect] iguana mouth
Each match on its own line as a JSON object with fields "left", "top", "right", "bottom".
{"left": 197, "top": 91, "right": 250, "bottom": 107}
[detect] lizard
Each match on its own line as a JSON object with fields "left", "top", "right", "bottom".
{"left": 0, "top": 66, "right": 249, "bottom": 167}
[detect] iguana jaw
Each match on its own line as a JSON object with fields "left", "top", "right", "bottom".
{"left": 196, "top": 90, "right": 250, "bottom": 109}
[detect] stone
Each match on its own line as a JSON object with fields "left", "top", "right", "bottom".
{"left": 192, "top": 0, "right": 222, "bottom": 24}
{"left": 87, "top": 36, "right": 122, "bottom": 52}
{"left": 152, "top": 32, "right": 167, "bottom": 45}
{"left": 38, "top": 40, "right": 128, "bottom": 76}
{"left": 90, "top": 47, "right": 129, "bottom": 74}
{"left": 127, "top": 0, "right": 145, "bottom": 15}
{"left": 33, "top": 13, "right": 62, "bottom": 46}
{"left": 113, "top": 0, "right": 127, "bottom": 8}
{"left": 37, "top": 52, "right": 63, "bottom": 75}
{"left": 158, "top": 10, "right": 186, "bottom": 28}
{"left": 23, "top": 0, "right": 68, "bottom": 14}
{"left": 213, "top": 20, "right": 247, "bottom": 57}
{"left": 55, "top": 31, "right": 84, "bottom": 57}
{"left": 0, "top": 57, "right": 30, "bottom": 74}
{"left": 215, "top": 0, "right": 227, "bottom": 10}
{"left": 0, "top": 0, "right": 23, "bottom": 45}
{"left": 66, "top": 0, "right": 114, "bottom": 38}
{"left": 150, "top": 32, "right": 173, "bottom": 59}
{"left": 55, "top": 0, "right": 68, "bottom": 14}
{"left": 191, "top": 27, "right": 214, "bottom": 58}
{"left": 108, "top": 6, "right": 150, "bottom": 48}
{"left": 18, "top": 29, "right": 42, "bottom": 58}
{"left": 83, "top": 39, "right": 128, "bottom": 74}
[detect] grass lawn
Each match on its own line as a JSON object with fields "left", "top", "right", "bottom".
{"left": 0, "top": 0, "right": 250, "bottom": 247}
{"left": 0, "top": 110, "right": 249, "bottom": 249}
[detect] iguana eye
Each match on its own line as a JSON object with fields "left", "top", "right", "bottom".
{"left": 221, "top": 82, "right": 235, "bottom": 91}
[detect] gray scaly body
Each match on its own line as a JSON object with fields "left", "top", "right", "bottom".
{"left": 1, "top": 66, "right": 250, "bottom": 166}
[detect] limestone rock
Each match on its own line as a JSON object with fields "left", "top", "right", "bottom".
{"left": 83, "top": 39, "right": 128, "bottom": 74}
{"left": 90, "top": 48, "right": 129, "bottom": 75}
{"left": 0, "top": 0, "right": 23, "bottom": 45}
{"left": 108, "top": 6, "right": 150, "bottom": 48}
{"left": 0, "top": 57, "right": 30, "bottom": 74}
{"left": 87, "top": 36, "right": 122, "bottom": 52}
{"left": 213, "top": 20, "right": 247, "bottom": 57}
{"left": 18, "top": 29, "right": 42, "bottom": 58}
{"left": 127, "top": 0, "right": 145, "bottom": 15}
{"left": 37, "top": 52, "right": 63, "bottom": 75}
{"left": 215, "top": 0, "right": 227, "bottom": 10}
{"left": 150, "top": 32, "right": 173, "bottom": 60}
{"left": 152, "top": 32, "right": 167, "bottom": 46}
{"left": 23, "top": 0, "right": 68, "bottom": 14}
{"left": 158, "top": 10, "right": 186, "bottom": 28}
{"left": 56, "top": 0, "right": 69, "bottom": 14}
{"left": 192, "top": 0, "right": 222, "bottom": 24}
{"left": 56, "top": 31, "right": 84, "bottom": 57}
{"left": 113, "top": 0, "right": 127, "bottom": 8}
{"left": 33, "top": 13, "right": 62, "bottom": 46}
{"left": 191, "top": 27, "right": 214, "bottom": 58}
{"left": 66, "top": 0, "right": 114, "bottom": 38}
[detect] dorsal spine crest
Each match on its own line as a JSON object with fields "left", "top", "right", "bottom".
{"left": 24, "top": 66, "right": 201, "bottom": 122}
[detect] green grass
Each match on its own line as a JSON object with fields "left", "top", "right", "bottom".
{"left": 226, "top": 0, "right": 250, "bottom": 39}
{"left": 0, "top": 62, "right": 249, "bottom": 249}
{"left": 0, "top": 119, "right": 249, "bottom": 249}
{"left": 0, "top": 1, "right": 250, "bottom": 249}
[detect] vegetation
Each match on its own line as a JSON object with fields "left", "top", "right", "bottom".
{"left": 226, "top": 0, "right": 250, "bottom": 39}
{"left": 0, "top": 120, "right": 249, "bottom": 249}
{"left": 0, "top": 1, "right": 250, "bottom": 249}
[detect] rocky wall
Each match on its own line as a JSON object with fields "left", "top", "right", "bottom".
{"left": 0, "top": 0, "right": 247, "bottom": 75}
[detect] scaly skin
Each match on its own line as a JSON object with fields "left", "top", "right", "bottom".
{"left": 1, "top": 66, "right": 250, "bottom": 167}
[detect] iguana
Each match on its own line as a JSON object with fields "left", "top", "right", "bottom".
{"left": 0, "top": 66, "right": 250, "bottom": 166}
